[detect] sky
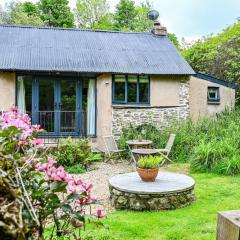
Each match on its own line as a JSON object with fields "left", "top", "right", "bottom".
{"left": 1, "top": 0, "right": 240, "bottom": 41}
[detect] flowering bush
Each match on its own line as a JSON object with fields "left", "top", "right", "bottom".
{"left": 0, "top": 107, "right": 106, "bottom": 240}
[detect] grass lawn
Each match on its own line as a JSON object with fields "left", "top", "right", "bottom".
{"left": 104, "top": 164, "right": 240, "bottom": 240}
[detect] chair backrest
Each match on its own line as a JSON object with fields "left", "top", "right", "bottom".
{"left": 165, "top": 133, "right": 176, "bottom": 152}
{"left": 103, "top": 135, "right": 118, "bottom": 153}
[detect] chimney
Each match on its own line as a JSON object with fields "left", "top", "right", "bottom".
{"left": 152, "top": 21, "right": 167, "bottom": 36}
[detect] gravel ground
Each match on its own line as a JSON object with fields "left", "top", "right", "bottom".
{"left": 74, "top": 161, "right": 135, "bottom": 212}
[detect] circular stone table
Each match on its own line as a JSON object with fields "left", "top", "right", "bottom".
{"left": 109, "top": 171, "right": 195, "bottom": 211}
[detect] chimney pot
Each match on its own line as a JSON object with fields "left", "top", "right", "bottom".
{"left": 152, "top": 20, "right": 167, "bottom": 36}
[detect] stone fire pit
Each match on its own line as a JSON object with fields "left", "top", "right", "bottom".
{"left": 109, "top": 171, "right": 195, "bottom": 211}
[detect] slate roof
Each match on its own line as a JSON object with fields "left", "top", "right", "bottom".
{"left": 196, "top": 72, "right": 239, "bottom": 89}
{"left": 0, "top": 25, "right": 195, "bottom": 75}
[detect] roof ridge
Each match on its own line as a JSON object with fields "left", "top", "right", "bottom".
{"left": 0, "top": 24, "right": 153, "bottom": 35}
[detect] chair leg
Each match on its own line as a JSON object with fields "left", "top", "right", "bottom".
{"left": 159, "top": 152, "right": 173, "bottom": 166}
{"left": 118, "top": 152, "right": 123, "bottom": 161}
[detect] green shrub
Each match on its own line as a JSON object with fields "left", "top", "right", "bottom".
{"left": 52, "top": 137, "right": 102, "bottom": 169}
{"left": 66, "top": 163, "right": 86, "bottom": 174}
{"left": 138, "top": 155, "right": 163, "bottom": 169}
{"left": 118, "top": 108, "right": 240, "bottom": 175}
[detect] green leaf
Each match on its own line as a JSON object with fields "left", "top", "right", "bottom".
{"left": 50, "top": 181, "right": 68, "bottom": 192}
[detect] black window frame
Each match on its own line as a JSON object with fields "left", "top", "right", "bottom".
{"left": 112, "top": 74, "right": 150, "bottom": 105}
{"left": 207, "top": 86, "right": 220, "bottom": 103}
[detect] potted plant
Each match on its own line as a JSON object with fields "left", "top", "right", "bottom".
{"left": 137, "top": 135, "right": 143, "bottom": 142}
{"left": 137, "top": 155, "right": 163, "bottom": 182}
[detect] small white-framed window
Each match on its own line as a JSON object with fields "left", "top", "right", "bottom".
{"left": 207, "top": 87, "right": 220, "bottom": 103}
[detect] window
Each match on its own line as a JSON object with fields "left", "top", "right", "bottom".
{"left": 207, "top": 87, "right": 220, "bottom": 103}
{"left": 113, "top": 75, "right": 150, "bottom": 104}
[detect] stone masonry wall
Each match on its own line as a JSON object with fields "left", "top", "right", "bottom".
{"left": 109, "top": 185, "right": 195, "bottom": 211}
{"left": 112, "top": 80, "right": 190, "bottom": 137}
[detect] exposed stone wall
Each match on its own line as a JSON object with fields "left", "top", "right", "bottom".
{"left": 109, "top": 185, "right": 195, "bottom": 211}
{"left": 112, "top": 80, "right": 190, "bottom": 137}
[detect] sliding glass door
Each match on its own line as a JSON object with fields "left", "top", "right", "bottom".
{"left": 32, "top": 77, "right": 83, "bottom": 136}
{"left": 38, "top": 79, "right": 55, "bottom": 133}
{"left": 17, "top": 75, "right": 96, "bottom": 136}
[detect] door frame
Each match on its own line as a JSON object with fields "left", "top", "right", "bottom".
{"left": 31, "top": 76, "right": 83, "bottom": 137}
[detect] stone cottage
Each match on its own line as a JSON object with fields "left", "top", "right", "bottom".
{"left": 0, "top": 23, "right": 236, "bottom": 148}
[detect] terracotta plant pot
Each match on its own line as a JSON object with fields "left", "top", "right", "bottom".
{"left": 136, "top": 167, "right": 159, "bottom": 182}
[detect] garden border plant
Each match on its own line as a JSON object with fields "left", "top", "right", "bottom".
{"left": 118, "top": 108, "right": 240, "bottom": 175}
{"left": 52, "top": 137, "right": 102, "bottom": 174}
{"left": 0, "top": 107, "right": 107, "bottom": 240}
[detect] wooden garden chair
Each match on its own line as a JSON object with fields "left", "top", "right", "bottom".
{"left": 103, "top": 135, "right": 126, "bottom": 159}
{"left": 156, "top": 133, "right": 176, "bottom": 165}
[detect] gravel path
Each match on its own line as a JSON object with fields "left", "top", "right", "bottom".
{"left": 74, "top": 161, "right": 135, "bottom": 212}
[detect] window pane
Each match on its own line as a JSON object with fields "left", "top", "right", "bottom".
{"left": 139, "top": 76, "right": 149, "bottom": 103}
{"left": 39, "top": 79, "right": 55, "bottom": 132}
{"left": 127, "top": 75, "right": 137, "bottom": 103}
{"left": 61, "top": 80, "right": 76, "bottom": 133}
{"left": 17, "top": 76, "right": 32, "bottom": 115}
{"left": 208, "top": 87, "right": 219, "bottom": 101}
{"left": 114, "top": 75, "right": 125, "bottom": 102}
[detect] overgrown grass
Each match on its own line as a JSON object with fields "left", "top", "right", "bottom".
{"left": 118, "top": 108, "right": 240, "bottom": 175}
{"left": 103, "top": 164, "right": 240, "bottom": 240}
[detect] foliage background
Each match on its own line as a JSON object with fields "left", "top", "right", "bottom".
{"left": 119, "top": 108, "right": 240, "bottom": 175}
{"left": 182, "top": 19, "right": 240, "bottom": 101}
{"left": 0, "top": 0, "right": 180, "bottom": 48}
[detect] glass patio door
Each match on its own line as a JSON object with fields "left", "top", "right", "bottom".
{"left": 60, "top": 79, "right": 82, "bottom": 134}
{"left": 38, "top": 79, "right": 56, "bottom": 133}
{"left": 32, "top": 77, "right": 82, "bottom": 136}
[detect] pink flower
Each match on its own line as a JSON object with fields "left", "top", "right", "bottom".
{"left": 47, "top": 157, "right": 57, "bottom": 166}
{"left": 66, "top": 181, "right": 85, "bottom": 194}
{"left": 50, "top": 171, "right": 63, "bottom": 181}
{"left": 95, "top": 209, "right": 105, "bottom": 219}
{"left": 64, "top": 174, "right": 74, "bottom": 182}
{"left": 51, "top": 166, "right": 67, "bottom": 181}
{"left": 71, "top": 220, "right": 83, "bottom": 228}
{"left": 36, "top": 157, "right": 57, "bottom": 173}
{"left": 18, "top": 140, "right": 28, "bottom": 146}
{"left": 31, "top": 138, "right": 44, "bottom": 148}
{"left": 0, "top": 107, "right": 42, "bottom": 140}
{"left": 82, "top": 183, "right": 93, "bottom": 193}
{"left": 37, "top": 162, "right": 48, "bottom": 171}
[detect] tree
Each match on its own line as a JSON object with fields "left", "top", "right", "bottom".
{"left": 131, "top": 1, "right": 152, "bottom": 32}
{"left": 0, "top": 4, "right": 9, "bottom": 24}
{"left": 114, "top": 0, "right": 137, "bottom": 31}
{"left": 38, "top": 0, "right": 74, "bottom": 28}
{"left": 7, "top": 1, "right": 44, "bottom": 26}
{"left": 21, "top": 1, "right": 40, "bottom": 16}
{"left": 168, "top": 33, "right": 180, "bottom": 50}
{"left": 182, "top": 19, "right": 240, "bottom": 81}
{"left": 210, "top": 36, "right": 240, "bottom": 84}
{"left": 74, "top": 0, "right": 112, "bottom": 29}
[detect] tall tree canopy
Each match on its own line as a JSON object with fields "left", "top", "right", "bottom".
{"left": 74, "top": 0, "right": 113, "bottom": 29}
{"left": 182, "top": 19, "right": 240, "bottom": 85}
{"left": 0, "top": 4, "right": 8, "bottom": 24}
{"left": 114, "top": 0, "right": 137, "bottom": 31}
{"left": 130, "top": 1, "right": 152, "bottom": 32}
{"left": 38, "top": 0, "right": 74, "bottom": 27}
{"left": 1, "top": 0, "right": 180, "bottom": 49}
{"left": 7, "top": 1, "right": 44, "bottom": 26}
